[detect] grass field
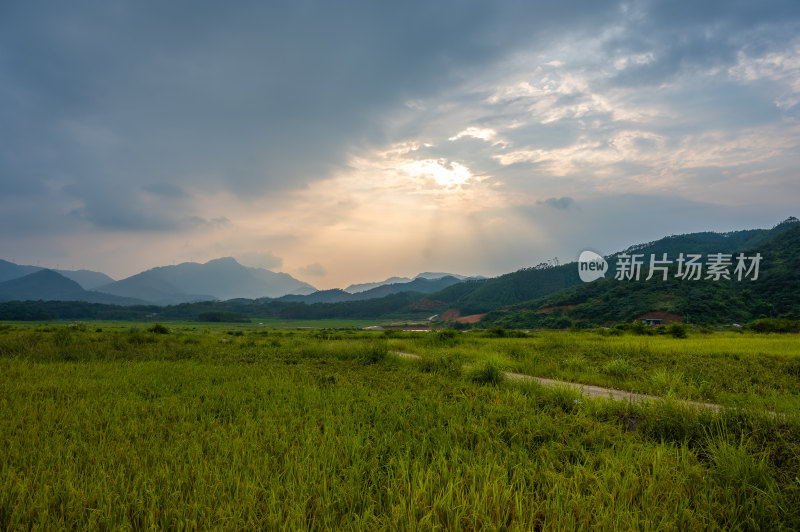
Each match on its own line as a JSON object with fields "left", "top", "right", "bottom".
{"left": 389, "top": 329, "right": 800, "bottom": 416}
{"left": 2, "top": 318, "right": 385, "bottom": 330}
{"left": 1, "top": 323, "right": 798, "bottom": 529}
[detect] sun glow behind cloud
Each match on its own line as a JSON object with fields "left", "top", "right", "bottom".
{"left": 402, "top": 159, "right": 475, "bottom": 188}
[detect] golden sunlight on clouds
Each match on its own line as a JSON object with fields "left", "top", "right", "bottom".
{"left": 98, "top": 143, "right": 524, "bottom": 289}
{"left": 401, "top": 159, "right": 474, "bottom": 188}
{"left": 448, "top": 126, "right": 498, "bottom": 142}
{"left": 207, "top": 145, "right": 538, "bottom": 288}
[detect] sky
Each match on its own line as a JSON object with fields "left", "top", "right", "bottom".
{"left": 2, "top": 0, "right": 799, "bottom": 289}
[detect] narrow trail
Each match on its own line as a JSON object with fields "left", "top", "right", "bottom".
{"left": 392, "top": 351, "right": 723, "bottom": 412}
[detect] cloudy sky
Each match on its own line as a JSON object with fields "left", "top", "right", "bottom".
{"left": 2, "top": 0, "right": 799, "bottom": 289}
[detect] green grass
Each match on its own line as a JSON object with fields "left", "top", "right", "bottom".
{"left": 389, "top": 330, "right": 800, "bottom": 415}
{"left": 1, "top": 324, "right": 799, "bottom": 529}
{"left": 1, "top": 317, "right": 384, "bottom": 331}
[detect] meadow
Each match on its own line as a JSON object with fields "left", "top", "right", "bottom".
{"left": 1, "top": 323, "right": 798, "bottom": 529}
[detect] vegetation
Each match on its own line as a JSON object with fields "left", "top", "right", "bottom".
{"left": 480, "top": 222, "right": 800, "bottom": 329}
{"left": 196, "top": 310, "right": 250, "bottom": 323}
{"left": 1, "top": 323, "right": 798, "bottom": 529}
{"left": 430, "top": 217, "right": 800, "bottom": 318}
{"left": 3, "top": 220, "right": 799, "bottom": 329}
{"left": 0, "top": 292, "right": 425, "bottom": 323}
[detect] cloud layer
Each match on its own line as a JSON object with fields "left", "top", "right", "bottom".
{"left": 2, "top": 1, "right": 799, "bottom": 287}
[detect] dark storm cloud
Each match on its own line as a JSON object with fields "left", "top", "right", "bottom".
{"left": 67, "top": 185, "right": 182, "bottom": 232}
{"left": 1, "top": 0, "right": 623, "bottom": 230}
{"left": 606, "top": 0, "right": 800, "bottom": 87}
{"left": 2, "top": 0, "right": 799, "bottom": 237}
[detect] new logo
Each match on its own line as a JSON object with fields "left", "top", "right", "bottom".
{"left": 578, "top": 250, "right": 608, "bottom": 282}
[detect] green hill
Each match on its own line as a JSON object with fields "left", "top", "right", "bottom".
{"left": 428, "top": 217, "right": 799, "bottom": 320}
{"left": 480, "top": 219, "right": 800, "bottom": 328}
{"left": 428, "top": 265, "right": 580, "bottom": 315}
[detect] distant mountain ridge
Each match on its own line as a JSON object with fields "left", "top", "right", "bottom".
{"left": 0, "top": 270, "right": 144, "bottom": 305}
{"left": 278, "top": 275, "right": 465, "bottom": 304}
{"left": 98, "top": 257, "right": 317, "bottom": 305}
{"left": 344, "top": 272, "right": 483, "bottom": 294}
{"left": 0, "top": 259, "right": 114, "bottom": 289}
{"left": 2, "top": 218, "right": 797, "bottom": 315}
{"left": 55, "top": 269, "right": 115, "bottom": 290}
{"left": 0, "top": 260, "right": 40, "bottom": 283}
{"left": 344, "top": 276, "right": 412, "bottom": 294}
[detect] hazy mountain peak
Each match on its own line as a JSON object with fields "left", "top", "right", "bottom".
{"left": 205, "top": 257, "right": 241, "bottom": 266}
{"left": 0, "top": 269, "right": 143, "bottom": 305}
{"left": 415, "top": 272, "right": 484, "bottom": 281}
{"left": 98, "top": 256, "right": 316, "bottom": 303}
{"left": 344, "top": 276, "right": 412, "bottom": 294}
{"left": 0, "top": 259, "right": 115, "bottom": 290}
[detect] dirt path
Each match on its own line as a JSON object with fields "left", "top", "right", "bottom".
{"left": 393, "top": 351, "right": 722, "bottom": 412}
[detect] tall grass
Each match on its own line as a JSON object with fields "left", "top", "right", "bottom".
{"left": 467, "top": 357, "right": 505, "bottom": 385}
{"left": 0, "top": 325, "right": 798, "bottom": 529}
{"left": 389, "top": 330, "right": 800, "bottom": 414}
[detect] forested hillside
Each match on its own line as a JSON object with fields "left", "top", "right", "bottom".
{"left": 480, "top": 221, "right": 800, "bottom": 328}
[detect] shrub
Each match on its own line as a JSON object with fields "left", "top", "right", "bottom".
{"left": 358, "top": 340, "right": 388, "bottom": 364}
{"left": 485, "top": 326, "right": 507, "bottom": 338}
{"left": 746, "top": 318, "right": 800, "bottom": 333}
{"left": 666, "top": 323, "right": 688, "bottom": 338}
{"left": 468, "top": 358, "right": 504, "bottom": 385}
{"left": 53, "top": 327, "right": 74, "bottom": 349}
{"left": 147, "top": 323, "right": 170, "bottom": 334}
{"left": 424, "top": 329, "right": 461, "bottom": 347}
{"left": 630, "top": 321, "right": 654, "bottom": 336}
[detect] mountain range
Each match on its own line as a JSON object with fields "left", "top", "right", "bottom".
{"left": 275, "top": 275, "right": 467, "bottom": 304}
{"left": 0, "top": 259, "right": 115, "bottom": 290}
{"left": 95, "top": 257, "right": 317, "bottom": 304}
{"left": 1, "top": 217, "right": 798, "bottom": 325}
{"left": 0, "top": 269, "right": 143, "bottom": 306}
{"left": 0, "top": 256, "right": 478, "bottom": 306}
{"left": 0, "top": 257, "right": 316, "bottom": 305}
{"left": 344, "top": 272, "right": 483, "bottom": 294}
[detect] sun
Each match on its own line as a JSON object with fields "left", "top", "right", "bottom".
{"left": 402, "top": 159, "right": 474, "bottom": 188}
